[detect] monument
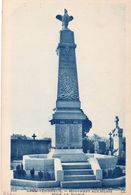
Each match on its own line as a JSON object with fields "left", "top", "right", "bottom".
{"left": 50, "top": 9, "right": 92, "bottom": 160}
{"left": 11, "top": 10, "right": 125, "bottom": 189}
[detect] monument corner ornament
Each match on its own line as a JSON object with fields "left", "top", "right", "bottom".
{"left": 50, "top": 10, "right": 92, "bottom": 150}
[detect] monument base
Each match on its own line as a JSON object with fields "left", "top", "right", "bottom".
{"left": 49, "top": 148, "right": 88, "bottom": 162}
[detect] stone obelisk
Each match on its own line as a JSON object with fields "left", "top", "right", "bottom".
{"left": 50, "top": 9, "right": 92, "bottom": 155}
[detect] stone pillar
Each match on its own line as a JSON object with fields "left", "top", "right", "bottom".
{"left": 108, "top": 132, "right": 113, "bottom": 155}
{"left": 118, "top": 128, "right": 123, "bottom": 157}
{"left": 57, "top": 30, "right": 79, "bottom": 104}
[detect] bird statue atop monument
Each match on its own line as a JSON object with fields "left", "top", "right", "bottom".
{"left": 56, "top": 9, "right": 73, "bottom": 30}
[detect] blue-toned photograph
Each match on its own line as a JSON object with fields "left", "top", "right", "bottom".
{"left": 8, "top": 1, "right": 126, "bottom": 192}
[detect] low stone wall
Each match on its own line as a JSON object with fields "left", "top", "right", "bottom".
{"left": 54, "top": 158, "right": 64, "bottom": 181}
{"left": 97, "top": 156, "right": 118, "bottom": 170}
{"left": 89, "top": 158, "right": 102, "bottom": 180}
{"left": 29, "top": 154, "right": 47, "bottom": 158}
{"left": 86, "top": 154, "right": 118, "bottom": 169}
{"left": 11, "top": 179, "right": 60, "bottom": 188}
{"left": 102, "top": 176, "right": 125, "bottom": 187}
{"left": 23, "top": 155, "right": 54, "bottom": 172}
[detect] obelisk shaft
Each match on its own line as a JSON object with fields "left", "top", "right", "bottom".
{"left": 57, "top": 30, "right": 80, "bottom": 107}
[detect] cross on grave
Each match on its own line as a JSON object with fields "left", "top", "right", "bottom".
{"left": 32, "top": 133, "right": 37, "bottom": 140}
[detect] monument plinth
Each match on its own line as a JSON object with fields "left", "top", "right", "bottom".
{"left": 50, "top": 9, "right": 92, "bottom": 153}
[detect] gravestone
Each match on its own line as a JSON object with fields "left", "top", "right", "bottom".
{"left": 110, "top": 116, "right": 123, "bottom": 157}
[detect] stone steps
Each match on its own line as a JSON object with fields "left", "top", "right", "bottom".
{"left": 61, "top": 161, "right": 102, "bottom": 188}
{"left": 64, "top": 175, "right": 96, "bottom": 181}
{"left": 61, "top": 180, "right": 102, "bottom": 188}
{"left": 62, "top": 162, "right": 91, "bottom": 169}
{"left": 64, "top": 169, "right": 94, "bottom": 175}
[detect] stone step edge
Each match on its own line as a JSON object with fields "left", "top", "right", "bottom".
{"left": 64, "top": 174, "right": 95, "bottom": 178}
{"left": 62, "top": 162, "right": 91, "bottom": 165}
{"left": 64, "top": 169, "right": 93, "bottom": 171}
{"left": 61, "top": 180, "right": 101, "bottom": 184}
{"left": 62, "top": 161, "right": 89, "bottom": 163}
{"left": 63, "top": 167, "right": 92, "bottom": 170}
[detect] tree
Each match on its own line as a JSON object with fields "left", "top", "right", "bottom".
{"left": 82, "top": 117, "right": 92, "bottom": 138}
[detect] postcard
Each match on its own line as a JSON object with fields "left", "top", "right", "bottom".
{"left": 1, "top": 0, "right": 131, "bottom": 194}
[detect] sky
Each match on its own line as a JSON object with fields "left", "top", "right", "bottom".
{"left": 4, "top": 0, "right": 126, "bottom": 140}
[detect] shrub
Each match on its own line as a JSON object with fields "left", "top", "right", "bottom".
{"left": 30, "top": 168, "right": 35, "bottom": 179}
{"left": 15, "top": 164, "right": 26, "bottom": 179}
{"left": 112, "top": 167, "right": 123, "bottom": 178}
{"left": 108, "top": 169, "right": 113, "bottom": 178}
{"left": 38, "top": 171, "right": 43, "bottom": 180}
{"left": 103, "top": 170, "right": 108, "bottom": 179}
{"left": 44, "top": 171, "right": 51, "bottom": 180}
{"left": 16, "top": 165, "right": 22, "bottom": 178}
{"left": 21, "top": 169, "right": 26, "bottom": 178}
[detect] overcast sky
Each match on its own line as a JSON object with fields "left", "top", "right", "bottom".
{"left": 5, "top": 0, "right": 126, "bottom": 140}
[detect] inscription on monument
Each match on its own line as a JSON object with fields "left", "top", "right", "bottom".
{"left": 69, "top": 124, "right": 82, "bottom": 147}
{"left": 56, "top": 123, "right": 82, "bottom": 148}
{"left": 56, "top": 124, "right": 69, "bottom": 147}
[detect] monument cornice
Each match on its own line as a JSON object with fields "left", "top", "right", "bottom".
{"left": 58, "top": 43, "right": 77, "bottom": 49}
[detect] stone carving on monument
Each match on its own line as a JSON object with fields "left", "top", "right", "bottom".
{"left": 56, "top": 9, "right": 73, "bottom": 30}
{"left": 58, "top": 70, "right": 79, "bottom": 101}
